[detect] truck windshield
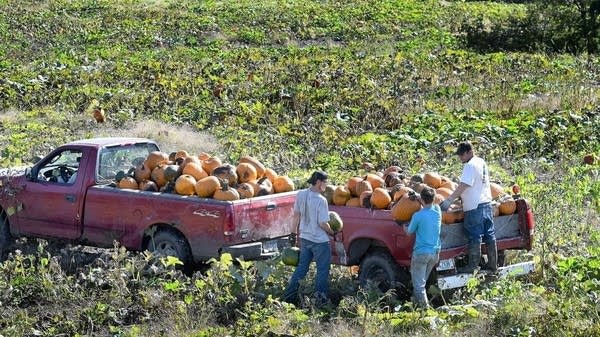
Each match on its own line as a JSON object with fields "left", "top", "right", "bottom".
{"left": 97, "top": 142, "right": 159, "bottom": 182}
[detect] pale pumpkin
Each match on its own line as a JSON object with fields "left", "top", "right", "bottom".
{"left": 332, "top": 186, "right": 352, "bottom": 206}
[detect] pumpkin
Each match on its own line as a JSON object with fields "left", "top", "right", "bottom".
{"left": 213, "top": 180, "right": 240, "bottom": 201}
{"left": 163, "top": 164, "right": 182, "bottom": 183}
{"left": 134, "top": 162, "right": 152, "bottom": 183}
{"left": 118, "top": 176, "right": 138, "bottom": 189}
{"left": 345, "top": 197, "right": 361, "bottom": 207}
{"left": 346, "top": 176, "right": 363, "bottom": 197}
{"left": 236, "top": 183, "right": 255, "bottom": 199}
{"left": 435, "top": 187, "right": 453, "bottom": 199}
{"left": 384, "top": 171, "right": 403, "bottom": 188}
{"left": 423, "top": 172, "right": 442, "bottom": 188}
{"left": 138, "top": 179, "right": 158, "bottom": 192}
{"left": 263, "top": 168, "right": 278, "bottom": 183}
{"left": 383, "top": 165, "right": 403, "bottom": 176}
{"left": 281, "top": 246, "right": 300, "bottom": 266}
{"left": 329, "top": 211, "right": 344, "bottom": 232}
{"left": 355, "top": 178, "right": 373, "bottom": 197}
{"left": 411, "top": 182, "right": 428, "bottom": 194}
{"left": 195, "top": 176, "right": 221, "bottom": 198}
{"left": 198, "top": 152, "right": 211, "bottom": 161}
{"left": 168, "top": 151, "right": 177, "bottom": 162}
{"left": 499, "top": 197, "right": 516, "bottom": 215}
{"left": 181, "top": 156, "right": 201, "bottom": 170}
{"left": 359, "top": 191, "right": 373, "bottom": 208}
{"left": 160, "top": 182, "right": 176, "bottom": 193}
{"left": 175, "top": 174, "right": 197, "bottom": 196}
{"left": 391, "top": 193, "right": 422, "bottom": 222}
{"left": 439, "top": 176, "right": 456, "bottom": 190}
{"left": 490, "top": 182, "right": 506, "bottom": 199}
{"left": 442, "top": 209, "right": 465, "bottom": 224}
{"left": 247, "top": 176, "right": 273, "bottom": 196}
{"left": 182, "top": 162, "right": 208, "bottom": 181}
{"left": 146, "top": 151, "right": 169, "bottom": 171}
{"left": 433, "top": 193, "right": 445, "bottom": 205}
{"left": 322, "top": 184, "right": 336, "bottom": 204}
{"left": 238, "top": 155, "right": 266, "bottom": 178}
{"left": 175, "top": 150, "right": 189, "bottom": 161}
{"left": 236, "top": 162, "right": 257, "bottom": 183}
{"left": 391, "top": 185, "right": 414, "bottom": 202}
{"left": 371, "top": 187, "right": 392, "bottom": 209}
{"left": 273, "top": 175, "right": 295, "bottom": 193}
{"left": 211, "top": 164, "right": 238, "bottom": 186}
{"left": 332, "top": 186, "right": 352, "bottom": 206}
{"left": 366, "top": 173, "right": 385, "bottom": 189}
{"left": 202, "top": 157, "right": 222, "bottom": 175}
{"left": 151, "top": 164, "right": 168, "bottom": 188}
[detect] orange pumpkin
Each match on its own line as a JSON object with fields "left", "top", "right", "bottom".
{"left": 366, "top": 173, "right": 385, "bottom": 189}
{"left": 195, "top": 176, "right": 221, "bottom": 198}
{"left": 439, "top": 176, "right": 456, "bottom": 190}
{"left": 490, "top": 182, "right": 506, "bottom": 199}
{"left": 346, "top": 176, "right": 363, "bottom": 197}
{"left": 332, "top": 186, "right": 352, "bottom": 206}
{"left": 391, "top": 185, "right": 414, "bottom": 202}
{"left": 118, "top": 176, "right": 138, "bottom": 189}
{"left": 236, "top": 183, "right": 255, "bottom": 199}
{"left": 345, "top": 197, "right": 361, "bottom": 207}
{"left": 151, "top": 164, "right": 168, "bottom": 188}
{"left": 371, "top": 187, "right": 392, "bottom": 209}
{"left": 134, "top": 163, "right": 152, "bottom": 183}
{"left": 182, "top": 162, "right": 208, "bottom": 181}
{"left": 499, "top": 198, "right": 516, "bottom": 215}
{"left": 211, "top": 164, "right": 238, "bottom": 186}
{"left": 263, "top": 168, "right": 278, "bottom": 183}
{"left": 433, "top": 193, "right": 445, "bottom": 205}
{"left": 442, "top": 210, "right": 465, "bottom": 224}
{"left": 213, "top": 180, "right": 240, "bottom": 201}
{"left": 181, "top": 156, "right": 201, "bottom": 170}
{"left": 383, "top": 165, "right": 402, "bottom": 176}
{"left": 435, "top": 187, "right": 453, "bottom": 199}
{"left": 391, "top": 193, "right": 422, "bottom": 222}
{"left": 236, "top": 162, "right": 258, "bottom": 183}
{"left": 175, "top": 174, "right": 197, "bottom": 196}
{"left": 238, "top": 155, "right": 266, "bottom": 178}
{"left": 355, "top": 178, "right": 373, "bottom": 198}
{"left": 273, "top": 175, "right": 295, "bottom": 193}
{"left": 198, "top": 152, "right": 212, "bottom": 161}
{"left": 202, "top": 157, "right": 222, "bottom": 175}
{"left": 138, "top": 179, "right": 158, "bottom": 192}
{"left": 423, "top": 172, "right": 442, "bottom": 188}
{"left": 146, "top": 151, "right": 169, "bottom": 171}
{"left": 175, "top": 150, "right": 189, "bottom": 161}
{"left": 384, "top": 171, "right": 403, "bottom": 188}
{"left": 359, "top": 191, "right": 373, "bottom": 208}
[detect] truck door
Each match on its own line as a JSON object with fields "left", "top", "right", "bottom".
{"left": 16, "top": 147, "right": 87, "bottom": 239}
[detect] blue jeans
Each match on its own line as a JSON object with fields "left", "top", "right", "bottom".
{"left": 282, "top": 239, "right": 331, "bottom": 303}
{"left": 410, "top": 252, "right": 439, "bottom": 307}
{"left": 463, "top": 202, "right": 496, "bottom": 245}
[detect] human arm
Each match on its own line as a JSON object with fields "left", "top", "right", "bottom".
{"left": 440, "top": 182, "right": 469, "bottom": 211}
{"left": 319, "top": 221, "right": 335, "bottom": 236}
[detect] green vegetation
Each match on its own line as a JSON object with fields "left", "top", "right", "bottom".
{"left": 0, "top": 0, "right": 599, "bottom": 336}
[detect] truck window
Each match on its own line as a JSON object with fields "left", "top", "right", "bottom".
{"left": 37, "top": 149, "right": 83, "bottom": 184}
{"left": 97, "top": 143, "right": 159, "bottom": 182}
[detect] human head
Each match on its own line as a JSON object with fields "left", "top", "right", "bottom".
{"left": 455, "top": 141, "right": 474, "bottom": 163}
{"left": 420, "top": 186, "right": 435, "bottom": 205}
{"left": 307, "top": 170, "right": 328, "bottom": 191}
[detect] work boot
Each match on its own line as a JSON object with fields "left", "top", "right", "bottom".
{"left": 484, "top": 240, "right": 498, "bottom": 273}
{"left": 458, "top": 243, "right": 481, "bottom": 273}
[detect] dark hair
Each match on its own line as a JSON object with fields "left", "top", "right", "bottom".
{"left": 420, "top": 186, "right": 435, "bottom": 204}
{"left": 307, "top": 170, "right": 328, "bottom": 185}
{"left": 455, "top": 141, "right": 473, "bottom": 155}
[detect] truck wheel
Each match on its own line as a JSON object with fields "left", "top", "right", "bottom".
{"left": 146, "top": 230, "right": 192, "bottom": 268}
{"left": 0, "top": 214, "right": 12, "bottom": 260}
{"left": 358, "top": 251, "right": 410, "bottom": 299}
{"left": 498, "top": 250, "right": 506, "bottom": 267}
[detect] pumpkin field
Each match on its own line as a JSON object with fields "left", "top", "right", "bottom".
{"left": 0, "top": 0, "right": 599, "bottom": 336}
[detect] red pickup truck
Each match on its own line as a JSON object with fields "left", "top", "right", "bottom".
{"left": 329, "top": 196, "right": 535, "bottom": 292}
{"left": 0, "top": 138, "right": 297, "bottom": 266}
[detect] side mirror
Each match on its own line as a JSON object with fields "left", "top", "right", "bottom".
{"left": 25, "top": 167, "right": 37, "bottom": 182}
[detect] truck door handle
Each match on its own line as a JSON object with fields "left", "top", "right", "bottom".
{"left": 266, "top": 202, "right": 276, "bottom": 211}
{"left": 65, "top": 194, "right": 76, "bottom": 203}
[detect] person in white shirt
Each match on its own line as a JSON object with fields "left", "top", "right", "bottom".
{"left": 440, "top": 141, "right": 497, "bottom": 273}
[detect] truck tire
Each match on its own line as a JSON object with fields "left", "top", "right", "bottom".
{"left": 358, "top": 250, "right": 411, "bottom": 299}
{"left": 497, "top": 249, "right": 506, "bottom": 267}
{"left": 0, "top": 214, "right": 12, "bottom": 260}
{"left": 146, "top": 229, "right": 192, "bottom": 268}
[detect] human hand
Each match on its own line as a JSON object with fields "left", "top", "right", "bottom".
{"left": 439, "top": 199, "right": 452, "bottom": 211}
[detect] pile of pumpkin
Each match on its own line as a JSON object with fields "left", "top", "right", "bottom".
{"left": 323, "top": 166, "right": 518, "bottom": 224}
{"left": 115, "top": 150, "right": 295, "bottom": 201}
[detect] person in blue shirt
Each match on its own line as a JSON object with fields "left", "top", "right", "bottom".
{"left": 406, "top": 186, "right": 442, "bottom": 308}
